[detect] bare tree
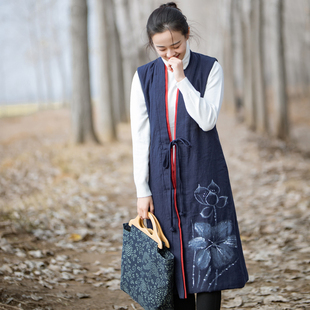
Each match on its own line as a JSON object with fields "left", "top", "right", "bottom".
{"left": 114, "top": 0, "right": 138, "bottom": 120}
{"left": 222, "top": 0, "right": 235, "bottom": 113}
{"left": 231, "top": 0, "right": 244, "bottom": 120}
{"left": 70, "top": 0, "right": 99, "bottom": 144}
{"left": 50, "top": 1, "right": 69, "bottom": 107}
{"left": 37, "top": 0, "right": 55, "bottom": 106}
{"left": 252, "top": 0, "right": 268, "bottom": 134}
{"left": 96, "top": 0, "right": 117, "bottom": 142}
{"left": 0, "top": 37, "right": 7, "bottom": 103}
{"left": 242, "top": 0, "right": 256, "bottom": 130}
{"left": 110, "top": 2, "right": 127, "bottom": 123}
{"left": 22, "top": 0, "right": 46, "bottom": 105}
{"left": 15, "top": 0, "right": 66, "bottom": 106}
{"left": 304, "top": 0, "right": 310, "bottom": 97}
{"left": 272, "top": 0, "right": 289, "bottom": 140}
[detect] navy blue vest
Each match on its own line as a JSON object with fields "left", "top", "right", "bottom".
{"left": 137, "top": 51, "right": 248, "bottom": 299}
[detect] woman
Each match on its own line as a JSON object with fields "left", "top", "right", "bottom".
{"left": 130, "top": 3, "right": 248, "bottom": 309}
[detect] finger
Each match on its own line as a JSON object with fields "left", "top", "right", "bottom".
{"left": 137, "top": 206, "right": 143, "bottom": 219}
{"left": 142, "top": 208, "right": 148, "bottom": 220}
{"left": 150, "top": 200, "right": 155, "bottom": 214}
{"left": 137, "top": 202, "right": 144, "bottom": 218}
{"left": 168, "top": 57, "right": 180, "bottom": 64}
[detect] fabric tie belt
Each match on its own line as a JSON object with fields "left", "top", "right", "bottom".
{"left": 163, "top": 138, "right": 191, "bottom": 231}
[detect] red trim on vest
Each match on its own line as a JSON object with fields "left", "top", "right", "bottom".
{"left": 164, "top": 66, "right": 187, "bottom": 299}
{"left": 165, "top": 67, "right": 172, "bottom": 141}
{"left": 174, "top": 90, "right": 179, "bottom": 140}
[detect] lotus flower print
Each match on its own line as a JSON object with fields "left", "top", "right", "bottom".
{"left": 189, "top": 180, "right": 239, "bottom": 290}
{"left": 194, "top": 180, "right": 228, "bottom": 218}
{"left": 189, "top": 221, "right": 237, "bottom": 270}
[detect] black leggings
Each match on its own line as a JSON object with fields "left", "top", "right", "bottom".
{"left": 173, "top": 291, "right": 221, "bottom": 310}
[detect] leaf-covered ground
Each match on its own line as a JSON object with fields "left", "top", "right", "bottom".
{"left": 0, "top": 108, "right": 309, "bottom": 309}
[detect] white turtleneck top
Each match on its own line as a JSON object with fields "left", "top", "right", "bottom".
{"left": 130, "top": 42, "right": 224, "bottom": 198}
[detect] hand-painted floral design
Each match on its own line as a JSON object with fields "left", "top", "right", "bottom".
{"left": 189, "top": 221, "right": 237, "bottom": 269}
{"left": 188, "top": 220, "right": 239, "bottom": 290}
{"left": 189, "top": 181, "right": 239, "bottom": 290}
{"left": 194, "top": 180, "right": 228, "bottom": 219}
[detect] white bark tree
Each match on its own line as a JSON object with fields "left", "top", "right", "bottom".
{"left": 222, "top": 0, "right": 235, "bottom": 113}
{"left": 110, "top": 3, "right": 127, "bottom": 123}
{"left": 272, "top": 0, "right": 289, "bottom": 140}
{"left": 38, "top": 0, "right": 55, "bottom": 106}
{"left": 70, "top": 0, "right": 99, "bottom": 144}
{"left": 50, "top": 1, "right": 69, "bottom": 106}
{"left": 242, "top": 0, "right": 256, "bottom": 130}
{"left": 114, "top": 0, "right": 138, "bottom": 120}
{"left": 252, "top": 0, "right": 268, "bottom": 134}
{"left": 232, "top": 0, "right": 244, "bottom": 121}
{"left": 96, "top": 0, "right": 117, "bottom": 142}
{"left": 22, "top": 0, "right": 46, "bottom": 105}
{"left": 304, "top": 0, "right": 310, "bottom": 96}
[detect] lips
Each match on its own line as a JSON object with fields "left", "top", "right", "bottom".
{"left": 169, "top": 54, "right": 180, "bottom": 59}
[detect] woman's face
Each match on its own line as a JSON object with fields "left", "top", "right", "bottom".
{"left": 152, "top": 30, "right": 189, "bottom": 62}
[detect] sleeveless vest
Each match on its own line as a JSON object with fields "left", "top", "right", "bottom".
{"left": 137, "top": 51, "right": 248, "bottom": 299}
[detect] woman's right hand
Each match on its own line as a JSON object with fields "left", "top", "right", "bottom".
{"left": 137, "top": 196, "right": 154, "bottom": 219}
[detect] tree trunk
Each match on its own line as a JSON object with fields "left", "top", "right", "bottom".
{"left": 24, "top": 0, "right": 46, "bottom": 106}
{"left": 253, "top": 0, "right": 268, "bottom": 134}
{"left": 114, "top": 0, "right": 137, "bottom": 121}
{"left": 96, "top": 0, "right": 117, "bottom": 142}
{"left": 55, "top": 50, "right": 68, "bottom": 107}
{"left": 272, "top": 0, "right": 289, "bottom": 140}
{"left": 0, "top": 48, "right": 7, "bottom": 103}
{"left": 304, "top": 0, "right": 310, "bottom": 97}
{"left": 231, "top": 0, "right": 243, "bottom": 120}
{"left": 222, "top": 0, "right": 235, "bottom": 113}
{"left": 36, "top": 0, "right": 54, "bottom": 107}
{"left": 242, "top": 0, "right": 256, "bottom": 130}
{"left": 130, "top": 0, "right": 151, "bottom": 65}
{"left": 50, "top": 3, "right": 68, "bottom": 107}
{"left": 26, "top": 15, "right": 44, "bottom": 105}
{"left": 70, "top": 0, "right": 99, "bottom": 144}
{"left": 110, "top": 3, "right": 127, "bottom": 123}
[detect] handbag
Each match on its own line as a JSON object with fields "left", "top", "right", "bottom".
{"left": 120, "top": 212, "right": 174, "bottom": 310}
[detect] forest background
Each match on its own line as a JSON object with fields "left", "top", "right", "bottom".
{"left": 1, "top": 0, "right": 309, "bottom": 143}
{"left": 0, "top": 0, "right": 310, "bottom": 309}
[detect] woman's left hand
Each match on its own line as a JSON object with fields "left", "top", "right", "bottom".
{"left": 167, "top": 57, "right": 186, "bottom": 83}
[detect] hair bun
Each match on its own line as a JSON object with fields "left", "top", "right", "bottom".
{"left": 160, "top": 2, "right": 181, "bottom": 11}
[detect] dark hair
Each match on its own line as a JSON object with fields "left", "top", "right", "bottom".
{"left": 146, "top": 2, "right": 189, "bottom": 49}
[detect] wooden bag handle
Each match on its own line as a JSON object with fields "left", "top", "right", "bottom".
{"left": 129, "top": 212, "right": 170, "bottom": 249}
{"left": 148, "top": 213, "right": 170, "bottom": 248}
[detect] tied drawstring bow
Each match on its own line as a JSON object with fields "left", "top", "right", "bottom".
{"left": 163, "top": 138, "right": 192, "bottom": 232}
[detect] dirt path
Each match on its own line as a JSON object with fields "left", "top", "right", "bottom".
{"left": 0, "top": 108, "right": 309, "bottom": 309}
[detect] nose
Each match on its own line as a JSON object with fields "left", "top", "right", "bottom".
{"left": 166, "top": 48, "right": 175, "bottom": 58}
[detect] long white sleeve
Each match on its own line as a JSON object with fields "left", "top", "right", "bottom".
{"left": 130, "top": 71, "right": 152, "bottom": 198}
{"left": 130, "top": 59, "right": 224, "bottom": 198}
{"left": 177, "top": 61, "right": 224, "bottom": 131}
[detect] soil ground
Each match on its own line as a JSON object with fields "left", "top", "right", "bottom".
{"left": 0, "top": 107, "right": 309, "bottom": 310}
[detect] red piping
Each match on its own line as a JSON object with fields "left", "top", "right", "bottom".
{"left": 165, "top": 67, "right": 172, "bottom": 142}
{"left": 174, "top": 90, "right": 179, "bottom": 140}
{"left": 164, "top": 66, "right": 187, "bottom": 298}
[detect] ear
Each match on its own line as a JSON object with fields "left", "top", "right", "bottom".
{"left": 186, "top": 27, "right": 191, "bottom": 40}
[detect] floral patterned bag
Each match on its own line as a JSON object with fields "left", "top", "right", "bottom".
{"left": 120, "top": 213, "right": 174, "bottom": 310}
